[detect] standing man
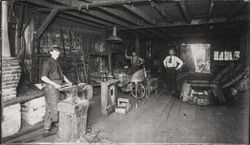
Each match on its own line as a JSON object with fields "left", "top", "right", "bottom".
{"left": 41, "top": 45, "right": 72, "bottom": 134}
{"left": 125, "top": 50, "right": 145, "bottom": 74}
{"left": 163, "top": 49, "right": 183, "bottom": 95}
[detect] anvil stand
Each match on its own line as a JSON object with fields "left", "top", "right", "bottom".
{"left": 57, "top": 83, "right": 89, "bottom": 142}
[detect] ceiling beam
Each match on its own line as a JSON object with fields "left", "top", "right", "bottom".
{"left": 98, "top": 7, "right": 140, "bottom": 26}
{"left": 52, "top": 0, "right": 131, "bottom": 27}
{"left": 35, "top": 8, "right": 59, "bottom": 39}
{"left": 226, "top": 1, "right": 247, "bottom": 21}
{"left": 78, "top": 0, "right": 93, "bottom": 3}
{"left": 121, "top": 17, "right": 239, "bottom": 30}
{"left": 79, "top": 9, "right": 130, "bottom": 27}
{"left": 179, "top": 0, "right": 191, "bottom": 23}
{"left": 57, "top": 13, "right": 105, "bottom": 29}
{"left": 21, "top": 0, "right": 126, "bottom": 27}
{"left": 122, "top": 4, "right": 155, "bottom": 25}
{"left": 207, "top": 0, "right": 214, "bottom": 21}
{"left": 217, "top": 1, "right": 247, "bottom": 32}
{"left": 79, "top": 0, "right": 152, "bottom": 9}
{"left": 150, "top": 1, "right": 172, "bottom": 23}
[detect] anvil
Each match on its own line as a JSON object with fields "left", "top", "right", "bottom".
{"left": 59, "top": 83, "right": 87, "bottom": 104}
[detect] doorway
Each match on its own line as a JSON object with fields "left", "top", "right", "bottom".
{"left": 181, "top": 43, "right": 211, "bottom": 73}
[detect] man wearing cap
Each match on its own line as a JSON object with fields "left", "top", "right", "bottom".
{"left": 163, "top": 49, "right": 183, "bottom": 95}
{"left": 41, "top": 45, "right": 72, "bottom": 134}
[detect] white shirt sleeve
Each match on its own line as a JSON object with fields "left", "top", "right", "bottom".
{"left": 175, "top": 56, "right": 183, "bottom": 69}
{"left": 163, "top": 56, "right": 168, "bottom": 67}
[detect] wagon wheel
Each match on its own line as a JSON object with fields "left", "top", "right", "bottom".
{"left": 130, "top": 83, "right": 146, "bottom": 99}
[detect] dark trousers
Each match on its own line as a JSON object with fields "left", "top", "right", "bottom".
{"left": 166, "top": 67, "right": 177, "bottom": 92}
{"left": 44, "top": 80, "right": 63, "bottom": 130}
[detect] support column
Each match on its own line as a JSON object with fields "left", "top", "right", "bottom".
{"left": 135, "top": 34, "right": 140, "bottom": 53}
{"left": 2, "top": 1, "right": 11, "bottom": 57}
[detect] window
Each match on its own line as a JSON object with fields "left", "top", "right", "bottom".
{"left": 213, "top": 51, "right": 240, "bottom": 61}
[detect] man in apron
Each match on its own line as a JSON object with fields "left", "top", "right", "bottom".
{"left": 41, "top": 45, "right": 72, "bottom": 134}
{"left": 163, "top": 49, "right": 183, "bottom": 95}
{"left": 125, "top": 50, "right": 144, "bottom": 74}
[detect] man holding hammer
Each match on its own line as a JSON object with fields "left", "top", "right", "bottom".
{"left": 41, "top": 45, "right": 72, "bottom": 134}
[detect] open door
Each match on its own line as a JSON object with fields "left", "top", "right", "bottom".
{"left": 181, "top": 43, "right": 211, "bottom": 73}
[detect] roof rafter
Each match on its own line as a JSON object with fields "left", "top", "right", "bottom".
{"left": 21, "top": 0, "right": 129, "bottom": 27}
{"left": 79, "top": 8, "right": 130, "bottom": 27}
{"left": 207, "top": 0, "right": 214, "bottom": 21}
{"left": 79, "top": 0, "right": 152, "bottom": 9}
{"left": 122, "top": 4, "right": 155, "bottom": 25}
{"left": 150, "top": 1, "right": 172, "bottom": 23}
{"left": 179, "top": 0, "right": 191, "bottom": 24}
{"left": 98, "top": 7, "right": 140, "bottom": 26}
{"left": 35, "top": 8, "right": 59, "bottom": 39}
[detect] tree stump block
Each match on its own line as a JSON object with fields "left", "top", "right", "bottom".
{"left": 57, "top": 98, "right": 89, "bottom": 141}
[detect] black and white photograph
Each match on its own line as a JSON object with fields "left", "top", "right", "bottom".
{"left": 1, "top": 0, "right": 250, "bottom": 144}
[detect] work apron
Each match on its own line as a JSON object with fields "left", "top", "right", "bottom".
{"left": 131, "top": 64, "right": 140, "bottom": 75}
{"left": 43, "top": 80, "right": 63, "bottom": 130}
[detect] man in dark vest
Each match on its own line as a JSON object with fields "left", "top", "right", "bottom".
{"left": 163, "top": 49, "right": 183, "bottom": 95}
{"left": 125, "top": 50, "right": 145, "bottom": 74}
{"left": 41, "top": 45, "right": 72, "bottom": 134}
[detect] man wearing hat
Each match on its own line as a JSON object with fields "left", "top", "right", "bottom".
{"left": 41, "top": 45, "right": 72, "bottom": 134}
{"left": 163, "top": 49, "right": 183, "bottom": 95}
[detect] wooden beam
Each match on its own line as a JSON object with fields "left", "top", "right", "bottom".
{"left": 80, "top": 9, "right": 130, "bottom": 27}
{"left": 179, "top": 0, "right": 191, "bottom": 23}
{"left": 226, "top": 1, "right": 247, "bottom": 21}
{"left": 207, "top": 0, "right": 214, "bottom": 21}
{"left": 122, "top": 4, "right": 155, "bottom": 25}
{"left": 217, "top": 1, "right": 247, "bottom": 33}
{"left": 150, "top": 1, "right": 172, "bottom": 23}
{"left": 120, "top": 17, "right": 243, "bottom": 30}
{"left": 98, "top": 7, "right": 140, "bottom": 26}
{"left": 79, "top": 0, "right": 151, "bottom": 9}
{"left": 2, "top": 122, "right": 44, "bottom": 143}
{"left": 2, "top": 1, "right": 11, "bottom": 57}
{"left": 63, "top": 11, "right": 115, "bottom": 27}
{"left": 3, "top": 92, "right": 44, "bottom": 108}
{"left": 21, "top": 0, "right": 119, "bottom": 27}
{"left": 35, "top": 8, "right": 59, "bottom": 39}
{"left": 78, "top": 0, "right": 93, "bottom": 3}
{"left": 57, "top": 13, "right": 105, "bottom": 29}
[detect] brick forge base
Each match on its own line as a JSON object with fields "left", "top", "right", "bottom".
{"left": 2, "top": 57, "right": 21, "bottom": 102}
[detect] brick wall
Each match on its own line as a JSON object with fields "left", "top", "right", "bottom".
{"left": 2, "top": 57, "right": 21, "bottom": 102}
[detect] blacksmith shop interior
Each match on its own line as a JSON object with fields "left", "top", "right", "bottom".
{"left": 1, "top": 0, "right": 250, "bottom": 144}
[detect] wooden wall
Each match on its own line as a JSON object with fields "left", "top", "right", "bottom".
{"left": 9, "top": 3, "right": 107, "bottom": 85}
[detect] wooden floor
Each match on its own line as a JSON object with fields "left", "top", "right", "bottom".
{"left": 35, "top": 89, "right": 249, "bottom": 144}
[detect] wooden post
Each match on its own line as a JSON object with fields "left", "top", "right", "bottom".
{"left": 2, "top": 1, "right": 11, "bottom": 57}
{"left": 135, "top": 34, "right": 140, "bottom": 53}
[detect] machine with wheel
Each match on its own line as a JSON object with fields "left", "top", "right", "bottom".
{"left": 118, "top": 67, "right": 147, "bottom": 108}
